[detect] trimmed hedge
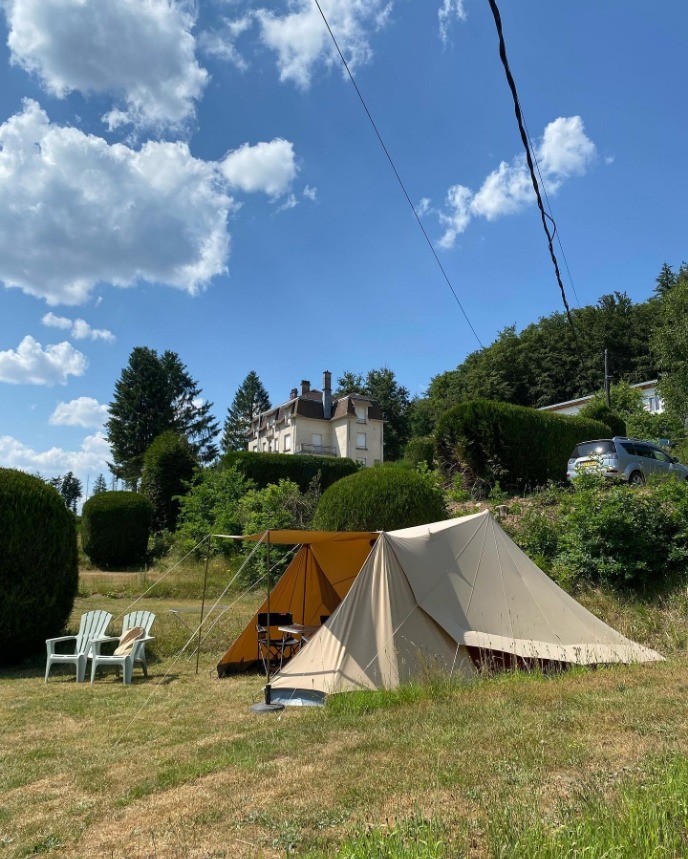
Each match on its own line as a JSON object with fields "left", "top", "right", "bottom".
{"left": 0, "top": 469, "right": 78, "bottom": 663}
{"left": 578, "top": 401, "right": 627, "bottom": 437}
{"left": 435, "top": 400, "right": 609, "bottom": 491}
{"left": 314, "top": 464, "right": 446, "bottom": 531}
{"left": 81, "top": 491, "right": 153, "bottom": 568}
{"left": 221, "top": 451, "right": 358, "bottom": 492}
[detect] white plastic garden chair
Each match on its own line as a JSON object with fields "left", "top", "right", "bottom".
{"left": 45, "top": 610, "right": 113, "bottom": 683}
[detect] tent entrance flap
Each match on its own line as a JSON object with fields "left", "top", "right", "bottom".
{"left": 217, "top": 532, "right": 378, "bottom": 676}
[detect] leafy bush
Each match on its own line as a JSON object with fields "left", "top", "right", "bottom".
{"left": 506, "top": 475, "right": 688, "bottom": 590}
{"left": 81, "top": 491, "right": 153, "bottom": 568}
{"left": 140, "top": 431, "right": 198, "bottom": 532}
{"left": 435, "top": 400, "right": 609, "bottom": 492}
{"left": 314, "top": 464, "right": 446, "bottom": 531}
{"left": 404, "top": 435, "right": 436, "bottom": 469}
{"left": 0, "top": 469, "right": 78, "bottom": 663}
{"left": 577, "top": 400, "right": 626, "bottom": 436}
{"left": 174, "top": 465, "right": 253, "bottom": 556}
{"left": 220, "top": 450, "right": 357, "bottom": 492}
{"left": 236, "top": 478, "right": 321, "bottom": 583}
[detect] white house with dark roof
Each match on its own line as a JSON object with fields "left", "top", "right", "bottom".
{"left": 248, "top": 371, "right": 385, "bottom": 467}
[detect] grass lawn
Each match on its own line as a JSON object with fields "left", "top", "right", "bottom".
{"left": 3, "top": 572, "right": 688, "bottom": 858}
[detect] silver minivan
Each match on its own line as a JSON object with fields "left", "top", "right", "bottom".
{"left": 567, "top": 437, "right": 688, "bottom": 485}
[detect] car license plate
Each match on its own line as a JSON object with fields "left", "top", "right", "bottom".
{"left": 579, "top": 460, "right": 598, "bottom": 470}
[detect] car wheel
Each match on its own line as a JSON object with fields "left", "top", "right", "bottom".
{"left": 628, "top": 471, "right": 645, "bottom": 486}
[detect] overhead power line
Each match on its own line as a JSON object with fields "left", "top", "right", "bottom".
{"left": 485, "top": 0, "right": 584, "bottom": 357}
{"left": 312, "top": 0, "right": 484, "bottom": 349}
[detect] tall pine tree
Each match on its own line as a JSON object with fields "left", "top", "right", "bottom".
{"left": 222, "top": 371, "right": 271, "bottom": 452}
{"left": 107, "top": 347, "right": 219, "bottom": 486}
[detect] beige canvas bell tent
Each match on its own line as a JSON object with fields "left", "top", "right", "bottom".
{"left": 268, "top": 510, "right": 663, "bottom": 704}
{"left": 217, "top": 529, "right": 377, "bottom": 675}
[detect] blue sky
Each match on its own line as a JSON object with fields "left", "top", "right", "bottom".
{"left": 0, "top": 0, "right": 685, "bottom": 496}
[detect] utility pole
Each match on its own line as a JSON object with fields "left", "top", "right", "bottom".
{"left": 604, "top": 349, "right": 611, "bottom": 407}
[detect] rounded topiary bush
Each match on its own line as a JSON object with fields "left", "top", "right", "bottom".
{"left": 82, "top": 491, "right": 153, "bottom": 568}
{"left": 313, "top": 464, "right": 447, "bottom": 532}
{"left": 0, "top": 468, "right": 78, "bottom": 663}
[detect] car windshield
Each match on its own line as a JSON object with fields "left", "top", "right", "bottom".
{"left": 572, "top": 440, "right": 615, "bottom": 458}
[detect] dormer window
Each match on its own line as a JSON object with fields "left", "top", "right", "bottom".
{"left": 355, "top": 406, "right": 367, "bottom": 423}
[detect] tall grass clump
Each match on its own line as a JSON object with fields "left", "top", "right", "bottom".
{"left": 487, "top": 755, "right": 688, "bottom": 858}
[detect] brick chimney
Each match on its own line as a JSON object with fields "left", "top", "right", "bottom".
{"left": 290, "top": 387, "right": 298, "bottom": 400}
{"left": 300, "top": 379, "right": 311, "bottom": 396}
{"left": 322, "top": 370, "right": 332, "bottom": 419}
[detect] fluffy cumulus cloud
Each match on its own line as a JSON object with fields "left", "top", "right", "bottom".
{"left": 0, "top": 335, "right": 87, "bottom": 385}
{"left": 0, "top": 100, "right": 234, "bottom": 304}
{"left": 2, "top": 0, "right": 208, "bottom": 131}
{"left": 49, "top": 396, "right": 108, "bottom": 428}
{"left": 220, "top": 138, "right": 298, "bottom": 197}
{"left": 255, "top": 0, "right": 392, "bottom": 88}
{"left": 436, "top": 116, "right": 597, "bottom": 248}
{"left": 0, "top": 431, "right": 110, "bottom": 484}
{"left": 42, "top": 313, "right": 115, "bottom": 342}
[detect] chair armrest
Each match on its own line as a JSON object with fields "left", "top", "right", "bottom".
{"left": 45, "top": 635, "right": 77, "bottom": 655}
{"left": 90, "top": 635, "right": 119, "bottom": 656}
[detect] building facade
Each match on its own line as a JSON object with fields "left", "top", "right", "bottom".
{"left": 248, "top": 371, "right": 385, "bottom": 467}
{"left": 538, "top": 380, "right": 663, "bottom": 417}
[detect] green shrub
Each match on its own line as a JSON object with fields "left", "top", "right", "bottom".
{"left": 81, "top": 491, "right": 153, "bottom": 568}
{"left": 435, "top": 400, "right": 609, "bottom": 492}
{"left": 578, "top": 400, "right": 626, "bottom": 436}
{"left": 174, "top": 465, "right": 253, "bottom": 556}
{"left": 404, "top": 435, "right": 436, "bottom": 469}
{"left": 220, "top": 450, "right": 357, "bottom": 492}
{"left": 314, "top": 464, "right": 446, "bottom": 531}
{"left": 140, "top": 431, "right": 197, "bottom": 532}
{"left": 553, "top": 475, "right": 688, "bottom": 589}
{"left": 0, "top": 469, "right": 78, "bottom": 663}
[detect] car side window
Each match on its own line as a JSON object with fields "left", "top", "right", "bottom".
{"left": 634, "top": 445, "right": 652, "bottom": 459}
{"left": 651, "top": 449, "right": 672, "bottom": 463}
{"left": 619, "top": 442, "right": 636, "bottom": 455}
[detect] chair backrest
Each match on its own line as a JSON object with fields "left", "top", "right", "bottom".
{"left": 75, "top": 610, "right": 113, "bottom": 653}
{"left": 122, "top": 610, "right": 156, "bottom": 636}
{"left": 257, "top": 612, "right": 293, "bottom": 630}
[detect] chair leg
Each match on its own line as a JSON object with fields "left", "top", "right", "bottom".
{"left": 45, "top": 658, "right": 52, "bottom": 683}
{"left": 76, "top": 655, "right": 87, "bottom": 683}
{"left": 123, "top": 660, "right": 133, "bottom": 685}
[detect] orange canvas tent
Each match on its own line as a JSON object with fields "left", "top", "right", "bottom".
{"left": 216, "top": 530, "right": 377, "bottom": 676}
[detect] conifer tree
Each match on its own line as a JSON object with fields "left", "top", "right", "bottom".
{"left": 107, "top": 347, "right": 219, "bottom": 486}
{"left": 221, "top": 371, "right": 271, "bottom": 452}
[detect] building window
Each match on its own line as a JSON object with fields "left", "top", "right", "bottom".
{"left": 284, "top": 433, "right": 292, "bottom": 452}
{"left": 373, "top": 459, "right": 380, "bottom": 465}
{"left": 356, "top": 458, "right": 366, "bottom": 466}
{"left": 355, "top": 406, "right": 367, "bottom": 423}
{"left": 312, "top": 433, "right": 322, "bottom": 447}
{"left": 356, "top": 432, "right": 366, "bottom": 450}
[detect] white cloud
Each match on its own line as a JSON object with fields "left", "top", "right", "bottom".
{"left": 220, "top": 138, "right": 297, "bottom": 197}
{"left": 41, "top": 312, "right": 72, "bottom": 330}
{"left": 42, "top": 313, "right": 115, "bottom": 342}
{"left": 277, "top": 193, "right": 298, "bottom": 212}
{"left": 255, "top": 0, "right": 391, "bottom": 89}
{"left": 2, "top": 0, "right": 208, "bottom": 131}
{"left": 436, "top": 116, "right": 597, "bottom": 248}
{"left": 0, "top": 335, "right": 87, "bottom": 385}
{"left": 49, "top": 396, "right": 108, "bottom": 428}
{"left": 0, "top": 431, "right": 111, "bottom": 491}
{"left": 199, "top": 15, "right": 252, "bottom": 70}
{"left": 303, "top": 184, "right": 318, "bottom": 202}
{"left": 438, "top": 0, "right": 467, "bottom": 45}
{"left": 0, "top": 100, "right": 234, "bottom": 305}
